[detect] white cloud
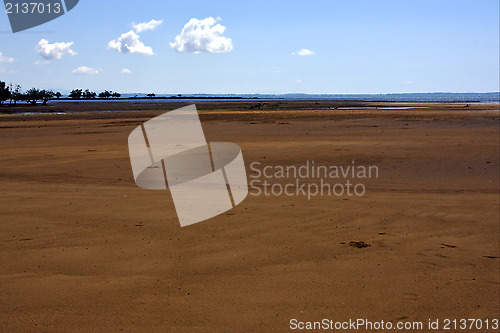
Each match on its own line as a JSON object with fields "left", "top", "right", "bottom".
{"left": 121, "top": 68, "right": 132, "bottom": 74}
{"left": 72, "top": 66, "right": 101, "bottom": 75}
{"left": 170, "top": 17, "right": 233, "bottom": 53}
{"left": 35, "top": 39, "right": 76, "bottom": 60}
{"left": 296, "top": 79, "right": 302, "bottom": 83}
{"left": 108, "top": 30, "right": 154, "bottom": 56}
{"left": 132, "top": 19, "right": 163, "bottom": 33}
{"left": 293, "top": 49, "right": 315, "bottom": 56}
{"left": 0, "top": 51, "right": 15, "bottom": 63}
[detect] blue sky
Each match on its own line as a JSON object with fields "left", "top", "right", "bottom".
{"left": 0, "top": 0, "right": 499, "bottom": 94}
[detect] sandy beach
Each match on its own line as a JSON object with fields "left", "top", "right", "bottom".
{"left": 0, "top": 101, "right": 498, "bottom": 332}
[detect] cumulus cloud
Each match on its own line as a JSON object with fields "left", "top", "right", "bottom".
{"left": 35, "top": 39, "right": 76, "bottom": 60}
{"left": 293, "top": 49, "right": 315, "bottom": 56}
{"left": 121, "top": 68, "right": 131, "bottom": 74}
{"left": 170, "top": 17, "right": 233, "bottom": 53}
{"left": 132, "top": 19, "right": 163, "bottom": 33}
{"left": 0, "top": 51, "right": 15, "bottom": 63}
{"left": 72, "top": 66, "right": 101, "bottom": 75}
{"left": 108, "top": 30, "right": 154, "bottom": 56}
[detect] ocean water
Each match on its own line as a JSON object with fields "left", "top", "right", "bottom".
{"left": 77, "top": 92, "right": 500, "bottom": 103}
{"left": 8, "top": 92, "right": 500, "bottom": 105}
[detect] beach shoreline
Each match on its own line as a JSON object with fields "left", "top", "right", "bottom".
{"left": 0, "top": 101, "right": 498, "bottom": 331}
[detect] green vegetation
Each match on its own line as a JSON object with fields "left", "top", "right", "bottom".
{"left": 98, "top": 90, "right": 121, "bottom": 99}
{"left": 0, "top": 81, "right": 123, "bottom": 105}
{"left": 0, "top": 80, "right": 60, "bottom": 106}
{"left": 68, "top": 89, "right": 82, "bottom": 99}
{"left": 0, "top": 81, "right": 10, "bottom": 105}
{"left": 25, "top": 88, "right": 55, "bottom": 105}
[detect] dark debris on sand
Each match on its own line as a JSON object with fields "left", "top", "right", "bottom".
{"left": 349, "top": 241, "right": 371, "bottom": 248}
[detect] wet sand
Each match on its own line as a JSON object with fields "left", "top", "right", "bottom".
{"left": 0, "top": 102, "right": 498, "bottom": 332}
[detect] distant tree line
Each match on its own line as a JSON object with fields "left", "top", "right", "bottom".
{"left": 0, "top": 80, "right": 122, "bottom": 106}
{"left": 0, "top": 81, "right": 60, "bottom": 106}
{"left": 68, "top": 89, "right": 121, "bottom": 99}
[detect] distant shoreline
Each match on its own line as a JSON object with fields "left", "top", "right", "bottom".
{"left": 68, "top": 92, "right": 500, "bottom": 102}
{"left": 2, "top": 92, "right": 499, "bottom": 105}
{"left": 1, "top": 100, "right": 498, "bottom": 118}
{"left": 52, "top": 96, "right": 257, "bottom": 101}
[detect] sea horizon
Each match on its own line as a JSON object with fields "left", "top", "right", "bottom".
{"left": 38, "top": 92, "right": 500, "bottom": 103}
